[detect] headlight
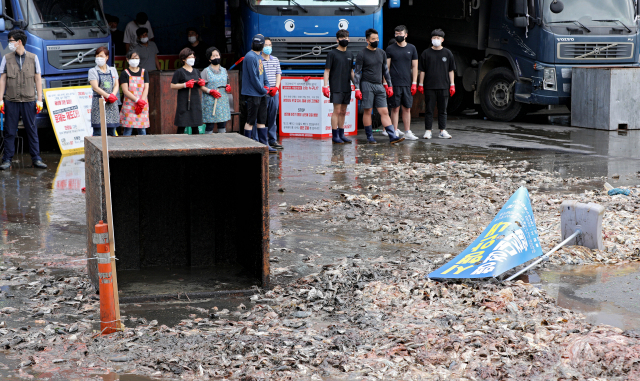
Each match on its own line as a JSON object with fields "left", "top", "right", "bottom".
{"left": 543, "top": 68, "right": 557, "bottom": 91}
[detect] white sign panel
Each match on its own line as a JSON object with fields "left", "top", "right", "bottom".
{"left": 43, "top": 86, "right": 93, "bottom": 154}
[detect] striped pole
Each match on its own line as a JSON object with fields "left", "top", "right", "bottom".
{"left": 94, "top": 220, "right": 117, "bottom": 334}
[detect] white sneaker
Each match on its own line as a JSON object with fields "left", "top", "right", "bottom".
{"left": 439, "top": 130, "right": 452, "bottom": 139}
{"left": 381, "top": 129, "right": 388, "bottom": 136}
{"left": 423, "top": 130, "right": 432, "bottom": 139}
{"left": 404, "top": 130, "right": 418, "bottom": 140}
{"left": 397, "top": 130, "right": 405, "bottom": 136}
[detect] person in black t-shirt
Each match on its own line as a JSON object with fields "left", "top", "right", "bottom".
{"left": 324, "top": 29, "right": 355, "bottom": 144}
{"left": 385, "top": 25, "right": 419, "bottom": 140}
{"left": 354, "top": 28, "right": 404, "bottom": 145}
{"left": 182, "top": 27, "right": 208, "bottom": 70}
{"left": 418, "top": 29, "right": 455, "bottom": 139}
{"left": 106, "top": 15, "right": 126, "bottom": 56}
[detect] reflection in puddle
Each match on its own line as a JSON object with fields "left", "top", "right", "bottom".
{"left": 525, "top": 262, "right": 640, "bottom": 331}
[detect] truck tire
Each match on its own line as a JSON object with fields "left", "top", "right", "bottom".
{"left": 479, "top": 67, "right": 522, "bottom": 122}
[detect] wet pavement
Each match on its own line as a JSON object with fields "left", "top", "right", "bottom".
{"left": 0, "top": 114, "right": 639, "bottom": 378}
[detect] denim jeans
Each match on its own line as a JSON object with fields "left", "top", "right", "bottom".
{"left": 92, "top": 127, "right": 116, "bottom": 136}
{"left": 123, "top": 128, "right": 147, "bottom": 136}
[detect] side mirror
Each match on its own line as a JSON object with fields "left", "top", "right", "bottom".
{"left": 512, "top": 0, "right": 528, "bottom": 15}
{"left": 514, "top": 16, "right": 528, "bottom": 28}
{"left": 550, "top": 0, "right": 564, "bottom": 14}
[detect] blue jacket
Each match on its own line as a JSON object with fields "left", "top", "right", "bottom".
{"left": 241, "top": 51, "right": 269, "bottom": 97}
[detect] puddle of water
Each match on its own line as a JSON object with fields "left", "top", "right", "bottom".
{"left": 522, "top": 262, "right": 640, "bottom": 331}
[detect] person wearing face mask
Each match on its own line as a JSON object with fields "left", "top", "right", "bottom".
{"left": 251, "top": 37, "right": 282, "bottom": 149}
{"left": 119, "top": 50, "right": 150, "bottom": 136}
{"left": 323, "top": 29, "right": 355, "bottom": 145}
{"left": 124, "top": 12, "right": 154, "bottom": 53}
{"left": 418, "top": 29, "right": 455, "bottom": 139}
{"left": 200, "top": 46, "right": 231, "bottom": 134}
{"left": 0, "top": 30, "right": 46, "bottom": 170}
{"left": 131, "top": 28, "right": 160, "bottom": 72}
{"left": 88, "top": 46, "right": 120, "bottom": 137}
{"left": 170, "top": 48, "right": 205, "bottom": 134}
{"left": 182, "top": 27, "right": 208, "bottom": 70}
{"left": 385, "top": 25, "right": 419, "bottom": 141}
{"left": 353, "top": 28, "right": 403, "bottom": 145}
{"left": 106, "top": 15, "right": 126, "bottom": 56}
{"left": 241, "top": 34, "right": 275, "bottom": 153}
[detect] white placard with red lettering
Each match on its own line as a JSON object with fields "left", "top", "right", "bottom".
{"left": 279, "top": 77, "right": 357, "bottom": 138}
{"left": 43, "top": 86, "right": 93, "bottom": 155}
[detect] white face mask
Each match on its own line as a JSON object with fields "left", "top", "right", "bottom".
{"left": 128, "top": 59, "right": 140, "bottom": 68}
{"left": 186, "top": 58, "right": 195, "bottom": 67}
{"left": 110, "top": 27, "right": 117, "bottom": 32}
{"left": 140, "top": 37, "right": 149, "bottom": 43}
{"left": 188, "top": 36, "right": 197, "bottom": 43}
{"left": 95, "top": 57, "right": 106, "bottom": 66}
{"left": 432, "top": 39, "right": 442, "bottom": 47}
{"left": 8, "top": 42, "right": 16, "bottom": 52}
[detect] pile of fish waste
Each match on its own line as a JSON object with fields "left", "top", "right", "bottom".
{"left": 294, "top": 160, "right": 640, "bottom": 267}
{"left": 3, "top": 254, "right": 640, "bottom": 379}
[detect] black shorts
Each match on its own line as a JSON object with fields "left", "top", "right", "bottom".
{"left": 330, "top": 92, "right": 351, "bottom": 105}
{"left": 246, "top": 95, "right": 268, "bottom": 125}
{"left": 388, "top": 86, "right": 413, "bottom": 109}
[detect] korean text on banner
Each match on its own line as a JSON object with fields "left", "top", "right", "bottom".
{"left": 279, "top": 77, "right": 357, "bottom": 138}
{"left": 44, "top": 86, "right": 93, "bottom": 155}
{"left": 429, "top": 187, "right": 543, "bottom": 279}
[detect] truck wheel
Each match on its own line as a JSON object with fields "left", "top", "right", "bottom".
{"left": 479, "top": 67, "right": 522, "bottom": 122}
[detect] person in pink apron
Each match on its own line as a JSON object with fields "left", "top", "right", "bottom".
{"left": 119, "top": 50, "right": 150, "bottom": 135}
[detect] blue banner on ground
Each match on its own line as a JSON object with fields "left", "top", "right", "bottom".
{"left": 429, "top": 187, "right": 543, "bottom": 279}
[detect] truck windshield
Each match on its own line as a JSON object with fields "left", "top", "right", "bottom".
{"left": 543, "top": 0, "right": 635, "bottom": 26}
{"left": 21, "top": 0, "right": 106, "bottom": 28}
{"left": 250, "top": 0, "right": 379, "bottom": 5}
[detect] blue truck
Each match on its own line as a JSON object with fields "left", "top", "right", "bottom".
{"left": 241, "top": 0, "right": 384, "bottom": 75}
{"left": 390, "top": 0, "right": 640, "bottom": 121}
{"left": 0, "top": 0, "right": 111, "bottom": 128}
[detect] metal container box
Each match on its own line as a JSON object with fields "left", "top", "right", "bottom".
{"left": 84, "top": 134, "right": 270, "bottom": 294}
{"left": 571, "top": 67, "right": 640, "bottom": 130}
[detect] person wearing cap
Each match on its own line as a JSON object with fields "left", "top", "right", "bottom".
{"left": 253, "top": 37, "right": 282, "bottom": 150}
{"left": 353, "top": 28, "right": 403, "bottom": 145}
{"left": 182, "top": 27, "right": 208, "bottom": 70}
{"left": 418, "top": 29, "right": 454, "bottom": 139}
{"left": 124, "top": 12, "right": 154, "bottom": 53}
{"left": 130, "top": 27, "right": 160, "bottom": 72}
{"left": 241, "top": 34, "right": 277, "bottom": 154}
{"left": 0, "top": 30, "right": 46, "bottom": 170}
{"left": 106, "top": 15, "right": 126, "bottom": 56}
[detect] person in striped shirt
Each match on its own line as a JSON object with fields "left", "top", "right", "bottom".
{"left": 252, "top": 37, "right": 283, "bottom": 149}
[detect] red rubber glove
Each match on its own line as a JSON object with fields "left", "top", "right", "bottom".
{"left": 225, "top": 84, "right": 232, "bottom": 93}
{"left": 185, "top": 79, "right": 195, "bottom": 89}
{"left": 449, "top": 85, "right": 456, "bottom": 97}
{"left": 137, "top": 99, "right": 148, "bottom": 107}
{"left": 268, "top": 86, "right": 279, "bottom": 97}
{"left": 418, "top": 85, "right": 424, "bottom": 94}
{"left": 303, "top": 76, "right": 311, "bottom": 82}
{"left": 104, "top": 94, "right": 117, "bottom": 104}
{"left": 322, "top": 86, "right": 330, "bottom": 98}
{"left": 197, "top": 78, "right": 206, "bottom": 87}
{"left": 0, "top": 102, "right": 4, "bottom": 114}
{"left": 385, "top": 86, "right": 394, "bottom": 98}
{"left": 135, "top": 104, "right": 143, "bottom": 115}
{"left": 411, "top": 83, "right": 417, "bottom": 96}
{"left": 209, "top": 89, "right": 222, "bottom": 98}
{"left": 355, "top": 89, "right": 363, "bottom": 100}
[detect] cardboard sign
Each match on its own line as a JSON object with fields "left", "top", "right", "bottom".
{"left": 279, "top": 77, "right": 357, "bottom": 138}
{"left": 44, "top": 86, "right": 94, "bottom": 155}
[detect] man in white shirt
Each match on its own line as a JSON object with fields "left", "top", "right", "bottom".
{"left": 124, "top": 12, "right": 154, "bottom": 52}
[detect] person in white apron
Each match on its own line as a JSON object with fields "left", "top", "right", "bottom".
{"left": 119, "top": 50, "right": 150, "bottom": 135}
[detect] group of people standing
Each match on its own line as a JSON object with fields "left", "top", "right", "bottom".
{"left": 324, "top": 26, "right": 455, "bottom": 144}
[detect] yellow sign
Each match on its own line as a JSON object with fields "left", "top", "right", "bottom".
{"left": 43, "top": 86, "right": 93, "bottom": 155}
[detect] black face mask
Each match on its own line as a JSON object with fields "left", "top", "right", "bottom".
{"left": 395, "top": 35, "right": 405, "bottom": 43}
{"left": 369, "top": 41, "right": 378, "bottom": 49}
{"left": 252, "top": 42, "right": 264, "bottom": 52}
{"left": 338, "top": 39, "right": 349, "bottom": 47}
{"left": 210, "top": 58, "right": 221, "bottom": 65}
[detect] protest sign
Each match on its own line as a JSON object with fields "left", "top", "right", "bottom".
{"left": 43, "top": 86, "right": 93, "bottom": 155}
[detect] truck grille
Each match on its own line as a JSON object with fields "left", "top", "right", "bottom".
{"left": 558, "top": 42, "right": 634, "bottom": 60}
{"left": 47, "top": 43, "right": 109, "bottom": 70}
{"left": 48, "top": 78, "right": 90, "bottom": 88}
{"left": 271, "top": 38, "right": 368, "bottom": 62}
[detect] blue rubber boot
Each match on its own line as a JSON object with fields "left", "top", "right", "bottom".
{"left": 258, "top": 128, "right": 278, "bottom": 154}
{"left": 338, "top": 128, "right": 351, "bottom": 143}
{"left": 385, "top": 125, "right": 405, "bottom": 144}
{"left": 332, "top": 129, "right": 344, "bottom": 144}
{"left": 251, "top": 126, "right": 259, "bottom": 142}
{"left": 244, "top": 129, "right": 253, "bottom": 138}
{"left": 364, "top": 126, "right": 377, "bottom": 144}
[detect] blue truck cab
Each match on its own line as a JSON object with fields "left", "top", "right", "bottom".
{"left": 0, "top": 0, "right": 111, "bottom": 128}
{"left": 241, "top": 0, "right": 384, "bottom": 75}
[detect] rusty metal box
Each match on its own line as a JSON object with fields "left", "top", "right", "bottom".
{"left": 84, "top": 134, "right": 270, "bottom": 294}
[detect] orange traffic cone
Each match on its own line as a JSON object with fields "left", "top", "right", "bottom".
{"left": 94, "top": 220, "right": 117, "bottom": 334}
